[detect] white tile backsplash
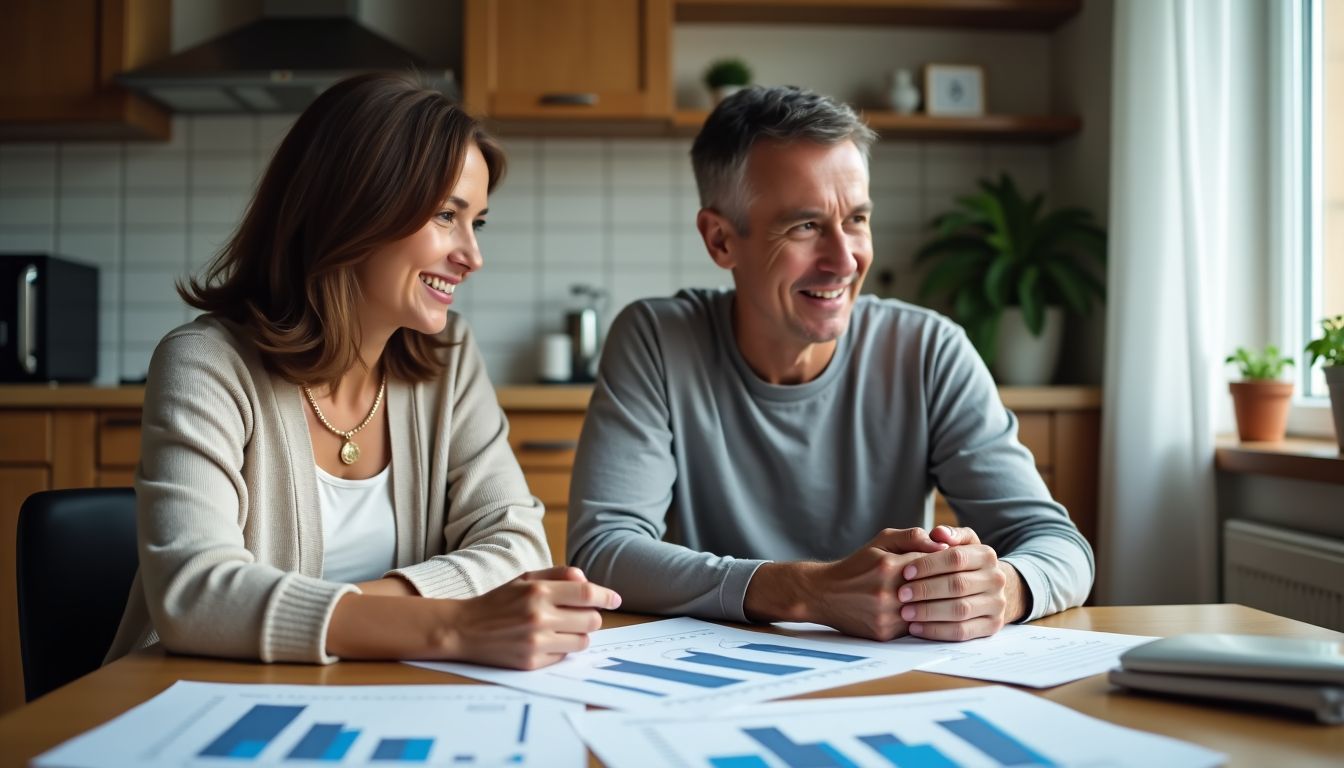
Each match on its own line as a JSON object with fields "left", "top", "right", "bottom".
{"left": 0, "top": 114, "right": 1048, "bottom": 384}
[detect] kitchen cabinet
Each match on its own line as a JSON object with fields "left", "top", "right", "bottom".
{"left": 0, "top": 0, "right": 171, "bottom": 141}
{"left": 463, "top": 0, "right": 673, "bottom": 120}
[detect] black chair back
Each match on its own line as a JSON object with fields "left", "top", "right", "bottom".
{"left": 16, "top": 488, "right": 138, "bottom": 701}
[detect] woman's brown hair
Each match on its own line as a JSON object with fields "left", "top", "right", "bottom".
{"left": 180, "top": 72, "right": 506, "bottom": 391}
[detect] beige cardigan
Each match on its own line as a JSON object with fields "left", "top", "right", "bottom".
{"left": 106, "top": 314, "right": 551, "bottom": 664}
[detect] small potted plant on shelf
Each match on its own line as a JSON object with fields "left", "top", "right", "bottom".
{"left": 704, "top": 58, "right": 752, "bottom": 105}
{"left": 1225, "top": 345, "right": 1295, "bottom": 442}
{"left": 1305, "top": 314, "right": 1344, "bottom": 450}
{"left": 915, "top": 174, "right": 1106, "bottom": 385}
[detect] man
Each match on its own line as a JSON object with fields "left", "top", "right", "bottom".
{"left": 567, "top": 86, "right": 1093, "bottom": 642}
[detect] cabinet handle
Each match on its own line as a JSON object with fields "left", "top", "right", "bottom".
{"left": 18, "top": 264, "right": 38, "bottom": 375}
{"left": 519, "top": 440, "right": 578, "bottom": 452}
{"left": 538, "top": 93, "right": 598, "bottom": 106}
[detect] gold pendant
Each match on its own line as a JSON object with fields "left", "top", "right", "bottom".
{"left": 339, "top": 440, "right": 360, "bottom": 465}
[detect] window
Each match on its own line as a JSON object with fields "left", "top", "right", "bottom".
{"left": 1317, "top": 0, "right": 1344, "bottom": 397}
{"left": 1282, "top": 0, "right": 1339, "bottom": 436}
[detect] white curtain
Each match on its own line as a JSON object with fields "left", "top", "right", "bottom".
{"left": 1099, "top": 0, "right": 1251, "bottom": 604}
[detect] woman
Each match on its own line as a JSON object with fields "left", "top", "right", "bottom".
{"left": 106, "top": 73, "right": 619, "bottom": 670}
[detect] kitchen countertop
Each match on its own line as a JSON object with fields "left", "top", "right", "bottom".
{"left": 0, "top": 384, "right": 1099, "bottom": 411}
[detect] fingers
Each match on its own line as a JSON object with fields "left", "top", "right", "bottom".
{"left": 908, "top": 616, "right": 1004, "bottom": 642}
{"left": 869, "top": 527, "right": 948, "bottom": 554}
{"left": 900, "top": 594, "right": 1003, "bottom": 624}
{"left": 537, "top": 579, "right": 623, "bottom": 610}
{"left": 930, "top": 525, "right": 981, "bottom": 547}
{"left": 901, "top": 543, "right": 996, "bottom": 583}
{"left": 520, "top": 566, "right": 587, "bottom": 583}
{"left": 899, "top": 554, "right": 1006, "bottom": 603}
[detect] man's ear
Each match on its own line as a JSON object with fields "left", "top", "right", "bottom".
{"left": 696, "top": 208, "right": 737, "bottom": 270}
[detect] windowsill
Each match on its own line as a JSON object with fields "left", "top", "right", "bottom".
{"left": 1215, "top": 434, "right": 1344, "bottom": 485}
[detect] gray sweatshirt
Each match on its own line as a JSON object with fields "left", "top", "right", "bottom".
{"left": 567, "top": 288, "right": 1094, "bottom": 623}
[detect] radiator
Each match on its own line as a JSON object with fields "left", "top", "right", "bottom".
{"left": 1224, "top": 519, "right": 1344, "bottom": 631}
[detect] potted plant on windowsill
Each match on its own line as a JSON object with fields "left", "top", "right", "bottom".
{"left": 1225, "top": 345, "right": 1295, "bottom": 442}
{"left": 704, "top": 58, "right": 752, "bottom": 105}
{"left": 915, "top": 174, "right": 1106, "bottom": 385}
{"left": 1305, "top": 314, "right": 1344, "bottom": 450}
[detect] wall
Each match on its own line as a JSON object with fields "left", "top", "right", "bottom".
{"left": 0, "top": 127, "right": 1047, "bottom": 385}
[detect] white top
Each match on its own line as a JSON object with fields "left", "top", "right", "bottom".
{"left": 315, "top": 462, "right": 397, "bottom": 584}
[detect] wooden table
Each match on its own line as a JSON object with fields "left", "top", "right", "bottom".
{"left": 0, "top": 605, "right": 1339, "bottom": 767}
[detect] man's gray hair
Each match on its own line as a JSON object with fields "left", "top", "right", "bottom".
{"left": 690, "top": 85, "right": 877, "bottom": 233}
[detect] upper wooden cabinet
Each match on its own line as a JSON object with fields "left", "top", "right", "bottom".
{"left": 464, "top": 0, "right": 672, "bottom": 120}
{"left": 0, "top": 0, "right": 171, "bottom": 141}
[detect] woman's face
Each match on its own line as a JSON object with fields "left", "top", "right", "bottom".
{"left": 357, "top": 142, "right": 490, "bottom": 337}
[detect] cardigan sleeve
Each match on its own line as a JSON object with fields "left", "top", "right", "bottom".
{"left": 391, "top": 325, "right": 551, "bottom": 597}
{"left": 135, "top": 331, "right": 357, "bottom": 663}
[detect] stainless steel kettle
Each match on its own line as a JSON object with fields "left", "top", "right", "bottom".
{"left": 565, "top": 284, "right": 606, "bottom": 383}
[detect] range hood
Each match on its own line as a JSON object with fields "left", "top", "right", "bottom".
{"left": 117, "top": 0, "right": 456, "bottom": 114}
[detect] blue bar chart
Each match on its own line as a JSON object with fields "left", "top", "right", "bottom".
{"left": 286, "top": 723, "right": 360, "bottom": 761}
{"left": 198, "top": 704, "right": 304, "bottom": 758}
{"left": 33, "top": 682, "right": 586, "bottom": 768}
{"left": 571, "top": 685, "right": 1225, "bottom": 768}
{"left": 412, "top": 617, "right": 943, "bottom": 711}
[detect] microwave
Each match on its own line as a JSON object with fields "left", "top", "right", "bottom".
{"left": 0, "top": 254, "right": 99, "bottom": 383}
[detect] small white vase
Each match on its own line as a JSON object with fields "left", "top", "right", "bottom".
{"left": 711, "top": 85, "right": 745, "bottom": 105}
{"left": 993, "top": 306, "right": 1064, "bottom": 386}
{"left": 888, "top": 69, "right": 921, "bottom": 114}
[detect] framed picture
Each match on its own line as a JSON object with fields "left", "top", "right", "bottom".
{"left": 924, "top": 64, "right": 986, "bottom": 116}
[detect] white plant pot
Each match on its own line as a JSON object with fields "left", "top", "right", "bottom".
{"left": 711, "top": 85, "right": 745, "bottom": 105}
{"left": 993, "top": 306, "right": 1064, "bottom": 386}
{"left": 1324, "top": 365, "right": 1344, "bottom": 451}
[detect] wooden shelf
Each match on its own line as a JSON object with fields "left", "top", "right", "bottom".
{"left": 675, "top": 0, "right": 1081, "bottom": 30}
{"left": 673, "top": 109, "right": 1081, "bottom": 142}
{"left": 1215, "top": 435, "right": 1344, "bottom": 486}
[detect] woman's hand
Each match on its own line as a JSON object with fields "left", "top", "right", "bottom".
{"left": 325, "top": 567, "right": 621, "bottom": 667}
{"left": 439, "top": 566, "right": 622, "bottom": 669}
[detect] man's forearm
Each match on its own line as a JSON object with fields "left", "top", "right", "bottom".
{"left": 743, "top": 561, "right": 823, "bottom": 623}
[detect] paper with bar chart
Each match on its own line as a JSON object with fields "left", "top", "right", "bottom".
{"left": 774, "top": 622, "right": 1155, "bottom": 688}
{"left": 571, "top": 684, "right": 1225, "bottom": 768}
{"left": 411, "top": 618, "right": 943, "bottom": 711}
{"left": 32, "top": 681, "right": 583, "bottom": 768}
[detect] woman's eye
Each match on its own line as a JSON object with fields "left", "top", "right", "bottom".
{"left": 472, "top": 219, "right": 487, "bottom": 232}
{"left": 437, "top": 210, "right": 456, "bottom": 224}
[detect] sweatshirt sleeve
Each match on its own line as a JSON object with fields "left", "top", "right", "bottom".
{"left": 391, "top": 324, "right": 551, "bottom": 597}
{"left": 136, "top": 332, "right": 357, "bottom": 664}
{"left": 923, "top": 321, "right": 1096, "bottom": 620}
{"left": 566, "top": 303, "right": 764, "bottom": 622}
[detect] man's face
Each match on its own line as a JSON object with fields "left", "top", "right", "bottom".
{"left": 727, "top": 139, "right": 873, "bottom": 354}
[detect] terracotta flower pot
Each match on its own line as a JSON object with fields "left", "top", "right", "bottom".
{"left": 1228, "top": 380, "right": 1294, "bottom": 442}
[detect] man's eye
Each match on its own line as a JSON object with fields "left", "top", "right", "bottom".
{"left": 794, "top": 222, "right": 817, "bottom": 232}
{"left": 852, "top": 214, "right": 869, "bottom": 225}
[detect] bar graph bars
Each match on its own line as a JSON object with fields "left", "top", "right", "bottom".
{"left": 371, "top": 737, "right": 435, "bottom": 762}
{"left": 287, "top": 723, "right": 360, "bottom": 761}
{"left": 677, "top": 651, "right": 812, "bottom": 676}
{"left": 742, "top": 727, "right": 859, "bottom": 768}
{"left": 937, "top": 711, "right": 1056, "bottom": 766}
{"left": 734, "top": 643, "right": 866, "bottom": 663}
{"left": 703, "top": 710, "right": 1057, "bottom": 768}
{"left": 857, "top": 733, "right": 957, "bottom": 768}
{"left": 198, "top": 704, "right": 304, "bottom": 759}
{"left": 599, "top": 658, "right": 742, "bottom": 688}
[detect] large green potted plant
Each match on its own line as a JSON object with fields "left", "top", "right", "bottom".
{"left": 1225, "top": 345, "right": 1295, "bottom": 442}
{"left": 1305, "top": 314, "right": 1344, "bottom": 450}
{"left": 915, "top": 174, "right": 1106, "bottom": 385}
